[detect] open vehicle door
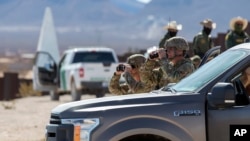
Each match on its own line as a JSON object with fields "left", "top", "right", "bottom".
{"left": 198, "top": 46, "right": 221, "bottom": 68}
{"left": 32, "top": 7, "right": 60, "bottom": 92}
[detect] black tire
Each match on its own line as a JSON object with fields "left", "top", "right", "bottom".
{"left": 50, "top": 90, "right": 59, "bottom": 101}
{"left": 71, "top": 81, "right": 81, "bottom": 101}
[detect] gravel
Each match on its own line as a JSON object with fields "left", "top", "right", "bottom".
{"left": 0, "top": 94, "right": 107, "bottom": 141}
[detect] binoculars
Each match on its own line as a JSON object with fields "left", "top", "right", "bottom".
{"left": 116, "top": 64, "right": 126, "bottom": 72}
{"left": 149, "top": 49, "right": 167, "bottom": 59}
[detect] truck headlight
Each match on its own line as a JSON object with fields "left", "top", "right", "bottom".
{"left": 62, "top": 118, "right": 99, "bottom": 141}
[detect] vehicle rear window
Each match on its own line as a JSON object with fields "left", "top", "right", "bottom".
{"left": 72, "top": 51, "right": 116, "bottom": 63}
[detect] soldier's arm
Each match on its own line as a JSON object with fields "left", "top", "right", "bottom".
{"left": 108, "top": 73, "right": 129, "bottom": 95}
{"left": 225, "top": 33, "right": 233, "bottom": 49}
{"left": 159, "top": 33, "right": 169, "bottom": 48}
{"left": 132, "top": 81, "right": 153, "bottom": 93}
{"left": 192, "top": 36, "right": 199, "bottom": 55}
{"left": 139, "top": 59, "right": 160, "bottom": 85}
{"left": 158, "top": 58, "right": 171, "bottom": 78}
{"left": 159, "top": 38, "right": 165, "bottom": 48}
{"left": 164, "top": 61, "right": 194, "bottom": 83}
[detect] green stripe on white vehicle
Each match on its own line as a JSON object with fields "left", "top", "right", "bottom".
{"left": 60, "top": 69, "right": 67, "bottom": 91}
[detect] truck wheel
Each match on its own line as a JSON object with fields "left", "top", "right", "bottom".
{"left": 50, "top": 90, "right": 59, "bottom": 101}
{"left": 71, "top": 81, "right": 81, "bottom": 101}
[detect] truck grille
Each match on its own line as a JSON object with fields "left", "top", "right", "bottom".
{"left": 49, "top": 114, "right": 61, "bottom": 124}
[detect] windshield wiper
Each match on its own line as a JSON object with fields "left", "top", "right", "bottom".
{"left": 163, "top": 87, "right": 177, "bottom": 93}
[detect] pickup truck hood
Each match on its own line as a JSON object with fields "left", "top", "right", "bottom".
{"left": 52, "top": 91, "right": 196, "bottom": 118}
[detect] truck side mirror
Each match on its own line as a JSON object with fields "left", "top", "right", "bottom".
{"left": 207, "top": 82, "right": 235, "bottom": 108}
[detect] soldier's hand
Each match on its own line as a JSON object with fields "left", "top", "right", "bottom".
{"left": 115, "top": 71, "right": 123, "bottom": 75}
{"left": 115, "top": 64, "right": 125, "bottom": 75}
{"left": 148, "top": 50, "right": 159, "bottom": 60}
{"left": 115, "top": 64, "right": 132, "bottom": 75}
{"left": 158, "top": 48, "right": 167, "bottom": 59}
{"left": 124, "top": 64, "right": 132, "bottom": 73}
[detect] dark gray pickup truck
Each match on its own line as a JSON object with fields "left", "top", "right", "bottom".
{"left": 45, "top": 43, "right": 250, "bottom": 141}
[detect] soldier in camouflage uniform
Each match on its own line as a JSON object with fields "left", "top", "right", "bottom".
{"left": 140, "top": 36, "right": 195, "bottom": 89}
{"left": 109, "top": 54, "right": 153, "bottom": 95}
{"left": 159, "top": 21, "right": 182, "bottom": 48}
{"left": 192, "top": 19, "right": 216, "bottom": 58}
{"left": 225, "top": 16, "right": 249, "bottom": 50}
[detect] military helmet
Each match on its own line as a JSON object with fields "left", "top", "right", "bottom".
{"left": 164, "top": 36, "right": 189, "bottom": 51}
{"left": 127, "top": 54, "right": 146, "bottom": 68}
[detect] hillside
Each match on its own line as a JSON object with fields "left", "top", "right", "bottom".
{"left": 0, "top": 0, "right": 249, "bottom": 55}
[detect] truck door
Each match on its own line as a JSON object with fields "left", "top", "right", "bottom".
{"left": 207, "top": 104, "right": 250, "bottom": 141}
{"left": 207, "top": 61, "right": 250, "bottom": 141}
{"left": 33, "top": 52, "right": 58, "bottom": 91}
{"left": 32, "top": 7, "right": 60, "bottom": 92}
{"left": 198, "top": 46, "right": 221, "bottom": 68}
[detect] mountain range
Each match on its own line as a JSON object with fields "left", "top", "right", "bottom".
{"left": 0, "top": 0, "right": 249, "bottom": 55}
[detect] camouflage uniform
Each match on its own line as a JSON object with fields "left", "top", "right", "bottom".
{"left": 159, "top": 33, "right": 172, "bottom": 48}
{"left": 140, "top": 37, "right": 195, "bottom": 89}
{"left": 159, "top": 58, "right": 194, "bottom": 83}
{"left": 140, "top": 57, "right": 194, "bottom": 89}
{"left": 139, "top": 59, "right": 165, "bottom": 89}
{"left": 109, "top": 54, "right": 153, "bottom": 95}
{"left": 109, "top": 72, "right": 153, "bottom": 95}
{"left": 193, "top": 31, "right": 214, "bottom": 58}
{"left": 225, "top": 31, "right": 249, "bottom": 49}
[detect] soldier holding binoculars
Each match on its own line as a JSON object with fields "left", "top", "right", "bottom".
{"left": 140, "top": 36, "right": 195, "bottom": 89}
{"left": 109, "top": 54, "right": 153, "bottom": 95}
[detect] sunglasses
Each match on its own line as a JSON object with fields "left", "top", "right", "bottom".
{"left": 236, "top": 23, "right": 243, "bottom": 26}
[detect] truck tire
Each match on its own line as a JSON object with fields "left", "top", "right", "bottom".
{"left": 50, "top": 90, "right": 59, "bottom": 101}
{"left": 71, "top": 80, "right": 81, "bottom": 101}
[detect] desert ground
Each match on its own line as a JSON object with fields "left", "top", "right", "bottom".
{"left": 0, "top": 94, "right": 112, "bottom": 141}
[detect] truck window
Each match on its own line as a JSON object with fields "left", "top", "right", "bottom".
{"left": 228, "top": 65, "right": 250, "bottom": 106}
{"left": 34, "top": 52, "right": 55, "bottom": 68}
{"left": 72, "top": 52, "right": 115, "bottom": 63}
{"left": 170, "top": 49, "right": 248, "bottom": 93}
{"left": 240, "top": 66, "right": 250, "bottom": 96}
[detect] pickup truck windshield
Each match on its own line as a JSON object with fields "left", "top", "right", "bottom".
{"left": 72, "top": 51, "right": 116, "bottom": 63}
{"left": 169, "top": 49, "right": 248, "bottom": 92}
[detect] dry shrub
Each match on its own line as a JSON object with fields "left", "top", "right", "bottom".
{"left": 18, "top": 82, "right": 42, "bottom": 97}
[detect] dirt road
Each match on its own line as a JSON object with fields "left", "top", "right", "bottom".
{"left": 0, "top": 94, "right": 109, "bottom": 141}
